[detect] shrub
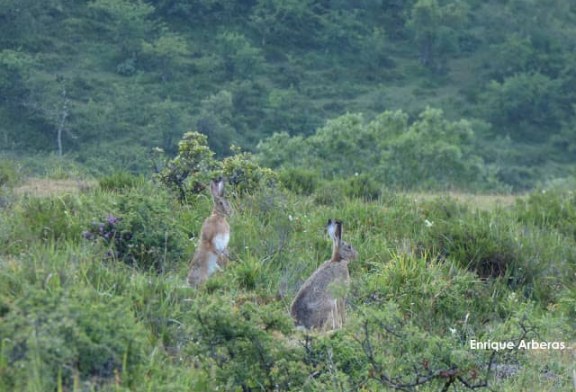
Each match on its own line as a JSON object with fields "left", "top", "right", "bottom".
{"left": 83, "top": 187, "right": 187, "bottom": 272}
{"left": 0, "top": 159, "right": 18, "bottom": 188}
{"left": 279, "top": 168, "right": 319, "bottom": 195}
{"left": 158, "top": 132, "right": 278, "bottom": 200}
{"left": 183, "top": 298, "right": 304, "bottom": 391}
{"left": 313, "top": 180, "right": 347, "bottom": 206}
{"left": 222, "top": 146, "right": 278, "bottom": 195}
{"left": 514, "top": 189, "right": 576, "bottom": 239}
{"left": 157, "top": 131, "right": 221, "bottom": 201}
{"left": 99, "top": 171, "right": 146, "bottom": 191}
{"left": 0, "top": 287, "right": 146, "bottom": 391}
{"left": 344, "top": 174, "right": 382, "bottom": 201}
{"left": 17, "top": 195, "right": 85, "bottom": 243}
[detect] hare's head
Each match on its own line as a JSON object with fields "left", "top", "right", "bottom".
{"left": 327, "top": 219, "right": 358, "bottom": 262}
{"left": 211, "top": 178, "right": 232, "bottom": 216}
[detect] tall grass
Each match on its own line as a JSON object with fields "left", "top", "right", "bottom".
{"left": 0, "top": 175, "right": 574, "bottom": 391}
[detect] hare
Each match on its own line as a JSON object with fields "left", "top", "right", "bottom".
{"left": 290, "top": 219, "right": 358, "bottom": 331}
{"left": 187, "top": 178, "right": 232, "bottom": 287}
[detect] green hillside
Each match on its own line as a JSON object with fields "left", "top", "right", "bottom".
{"left": 2, "top": 0, "right": 576, "bottom": 190}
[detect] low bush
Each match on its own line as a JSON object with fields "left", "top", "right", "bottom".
{"left": 0, "top": 286, "right": 146, "bottom": 391}
{"left": 279, "top": 168, "right": 319, "bottom": 195}
{"left": 0, "top": 159, "right": 18, "bottom": 188}
{"left": 83, "top": 187, "right": 187, "bottom": 272}
{"left": 99, "top": 171, "right": 146, "bottom": 191}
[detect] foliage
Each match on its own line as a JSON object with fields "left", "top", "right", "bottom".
{"left": 0, "top": 174, "right": 574, "bottom": 390}
{"left": 0, "top": 1, "right": 575, "bottom": 189}
{"left": 514, "top": 188, "right": 576, "bottom": 239}
{"left": 278, "top": 167, "right": 319, "bottom": 195}
{"left": 222, "top": 146, "right": 278, "bottom": 196}
{"left": 258, "top": 107, "right": 498, "bottom": 191}
{"left": 158, "top": 132, "right": 277, "bottom": 200}
{"left": 157, "top": 131, "right": 221, "bottom": 201}
{"left": 0, "top": 285, "right": 146, "bottom": 391}
{"left": 99, "top": 171, "right": 146, "bottom": 191}
{"left": 83, "top": 186, "right": 187, "bottom": 272}
{"left": 0, "top": 159, "right": 19, "bottom": 188}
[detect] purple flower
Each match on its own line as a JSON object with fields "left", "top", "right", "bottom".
{"left": 106, "top": 214, "right": 119, "bottom": 225}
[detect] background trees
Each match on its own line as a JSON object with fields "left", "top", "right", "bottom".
{"left": 1, "top": 0, "right": 576, "bottom": 190}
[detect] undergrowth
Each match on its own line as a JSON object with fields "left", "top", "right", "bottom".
{"left": 0, "top": 174, "right": 574, "bottom": 391}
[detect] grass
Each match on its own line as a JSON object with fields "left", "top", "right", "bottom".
{"left": 0, "top": 176, "right": 574, "bottom": 391}
{"left": 14, "top": 178, "right": 95, "bottom": 197}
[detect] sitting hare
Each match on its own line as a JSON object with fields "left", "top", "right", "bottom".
{"left": 187, "top": 178, "right": 232, "bottom": 287}
{"left": 290, "top": 219, "right": 358, "bottom": 330}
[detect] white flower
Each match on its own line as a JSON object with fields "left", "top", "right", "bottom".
{"left": 424, "top": 219, "right": 434, "bottom": 228}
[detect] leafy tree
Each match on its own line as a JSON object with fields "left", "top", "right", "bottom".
{"left": 215, "top": 32, "right": 264, "bottom": 80}
{"left": 141, "top": 29, "right": 189, "bottom": 82}
{"left": 407, "top": 0, "right": 469, "bottom": 72}
{"left": 195, "top": 90, "right": 240, "bottom": 155}
{"left": 258, "top": 108, "right": 494, "bottom": 191}
{"left": 88, "top": 0, "right": 155, "bottom": 66}
{"left": 481, "top": 72, "right": 563, "bottom": 142}
{"left": 157, "top": 131, "right": 221, "bottom": 201}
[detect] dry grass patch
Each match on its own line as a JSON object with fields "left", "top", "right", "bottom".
{"left": 14, "top": 178, "right": 95, "bottom": 197}
{"left": 408, "top": 192, "right": 523, "bottom": 210}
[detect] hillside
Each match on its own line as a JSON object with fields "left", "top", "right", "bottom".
{"left": 1, "top": 0, "right": 576, "bottom": 190}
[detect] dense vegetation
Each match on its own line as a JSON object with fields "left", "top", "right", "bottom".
{"left": 2, "top": 0, "right": 576, "bottom": 190}
{"left": 0, "top": 148, "right": 574, "bottom": 391}
{"left": 1, "top": 2, "right": 575, "bottom": 390}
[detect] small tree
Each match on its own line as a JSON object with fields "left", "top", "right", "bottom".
{"left": 157, "top": 131, "right": 221, "bottom": 201}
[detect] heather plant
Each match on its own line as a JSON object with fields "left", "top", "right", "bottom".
{"left": 83, "top": 187, "right": 187, "bottom": 272}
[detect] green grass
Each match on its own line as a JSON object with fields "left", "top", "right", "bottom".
{"left": 0, "top": 177, "right": 574, "bottom": 391}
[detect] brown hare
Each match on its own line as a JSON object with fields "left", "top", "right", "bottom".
{"left": 187, "top": 178, "right": 232, "bottom": 287}
{"left": 290, "top": 219, "right": 358, "bottom": 331}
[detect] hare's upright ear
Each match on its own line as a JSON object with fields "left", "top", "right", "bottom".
{"left": 326, "top": 219, "right": 337, "bottom": 240}
{"left": 334, "top": 220, "right": 343, "bottom": 244}
{"left": 211, "top": 177, "right": 225, "bottom": 197}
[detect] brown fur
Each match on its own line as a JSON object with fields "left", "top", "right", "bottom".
{"left": 187, "top": 179, "right": 232, "bottom": 287}
{"left": 290, "top": 219, "right": 358, "bottom": 330}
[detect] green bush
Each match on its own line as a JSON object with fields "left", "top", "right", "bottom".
{"left": 0, "top": 159, "right": 18, "bottom": 188}
{"left": 99, "top": 171, "right": 146, "bottom": 191}
{"left": 313, "top": 180, "right": 347, "bottom": 206}
{"left": 0, "top": 287, "right": 146, "bottom": 391}
{"left": 222, "top": 146, "right": 278, "bottom": 196}
{"left": 83, "top": 186, "right": 187, "bottom": 272}
{"left": 183, "top": 298, "right": 303, "bottom": 391}
{"left": 514, "top": 189, "right": 576, "bottom": 239}
{"left": 416, "top": 196, "right": 575, "bottom": 304}
{"left": 17, "top": 195, "right": 85, "bottom": 243}
{"left": 279, "top": 168, "right": 319, "bottom": 195}
{"left": 158, "top": 132, "right": 278, "bottom": 201}
{"left": 344, "top": 174, "right": 382, "bottom": 201}
{"left": 157, "top": 131, "right": 221, "bottom": 202}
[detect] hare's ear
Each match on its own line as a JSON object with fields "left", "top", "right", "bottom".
{"left": 326, "top": 219, "right": 337, "bottom": 241}
{"left": 334, "top": 220, "right": 343, "bottom": 245}
{"left": 211, "top": 177, "right": 225, "bottom": 197}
